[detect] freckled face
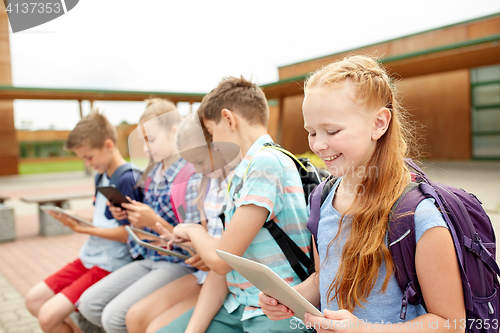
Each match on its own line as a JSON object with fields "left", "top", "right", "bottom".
{"left": 302, "top": 81, "right": 377, "bottom": 177}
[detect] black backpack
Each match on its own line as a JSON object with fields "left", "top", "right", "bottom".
{"left": 221, "top": 143, "right": 329, "bottom": 281}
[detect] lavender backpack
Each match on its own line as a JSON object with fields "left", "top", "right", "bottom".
{"left": 307, "top": 159, "right": 500, "bottom": 332}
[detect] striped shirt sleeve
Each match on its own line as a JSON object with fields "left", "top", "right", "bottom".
{"left": 235, "top": 150, "right": 284, "bottom": 222}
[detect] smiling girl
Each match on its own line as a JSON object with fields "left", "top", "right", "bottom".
{"left": 258, "top": 55, "right": 465, "bottom": 333}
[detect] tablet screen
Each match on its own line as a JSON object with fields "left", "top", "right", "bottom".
{"left": 125, "top": 226, "right": 192, "bottom": 260}
{"left": 216, "top": 249, "right": 323, "bottom": 321}
{"left": 41, "top": 206, "right": 94, "bottom": 228}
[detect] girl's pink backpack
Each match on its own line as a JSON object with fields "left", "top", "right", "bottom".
{"left": 144, "top": 162, "right": 196, "bottom": 223}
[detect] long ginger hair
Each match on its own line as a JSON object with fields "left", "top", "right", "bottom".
{"left": 304, "top": 55, "right": 417, "bottom": 312}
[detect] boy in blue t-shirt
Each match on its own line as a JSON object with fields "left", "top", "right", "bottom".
{"left": 25, "top": 110, "right": 142, "bottom": 333}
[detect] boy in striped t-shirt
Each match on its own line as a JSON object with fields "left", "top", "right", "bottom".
{"left": 159, "top": 77, "right": 313, "bottom": 333}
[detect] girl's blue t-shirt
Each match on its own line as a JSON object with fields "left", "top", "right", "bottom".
{"left": 317, "top": 178, "right": 447, "bottom": 324}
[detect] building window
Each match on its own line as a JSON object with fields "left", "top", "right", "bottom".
{"left": 471, "top": 64, "right": 500, "bottom": 159}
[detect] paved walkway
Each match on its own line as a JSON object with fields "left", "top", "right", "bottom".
{"left": 0, "top": 162, "right": 498, "bottom": 332}
{"left": 0, "top": 273, "right": 41, "bottom": 333}
{"left": 0, "top": 171, "right": 93, "bottom": 333}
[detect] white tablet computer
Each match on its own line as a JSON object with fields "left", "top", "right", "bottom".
{"left": 125, "top": 226, "right": 194, "bottom": 260}
{"left": 127, "top": 226, "right": 196, "bottom": 253}
{"left": 216, "top": 249, "right": 323, "bottom": 321}
{"left": 40, "top": 206, "right": 94, "bottom": 228}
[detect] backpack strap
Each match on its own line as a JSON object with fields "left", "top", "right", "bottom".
{"left": 252, "top": 143, "right": 328, "bottom": 205}
{"left": 110, "top": 163, "right": 141, "bottom": 187}
{"left": 224, "top": 143, "right": 316, "bottom": 281}
{"left": 258, "top": 144, "right": 316, "bottom": 281}
{"left": 217, "top": 206, "right": 315, "bottom": 282}
{"left": 263, "top": 219, "right": 314, "bottom": 281}
{"left": 95, "top": 163, "right": 141, "bottom": 195}
{"left": 94, "top": 173, "right": 102, "bottom": 199}
{"left": 387, "top": 182, "right": 426, "bottom": 320}
{"left": 170, "top": 162, "right": 197, "bottom": 223}
{"left": 261, "top": 142, "right": 308, "bottom": 174}
{"left": 307, "top": 175, "right": 337, "bottom": 251}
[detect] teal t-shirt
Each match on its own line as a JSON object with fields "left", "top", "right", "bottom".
{"left": 223, "top": 134, "right": 312, "bottom": 321}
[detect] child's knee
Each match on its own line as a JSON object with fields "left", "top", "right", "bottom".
{"left": 76, "top": 292, "right": 90, "bottom": 317}
{"left": 124, "top": 304, "right": 144, "bottom": 332}
{"left": 25, "top": 283, "right": 51, "bottom": 316}
{"left": 101, "top": 304, "right": 127, "bottom": 333}
{"left": 38, "top": 305, "right": 59, "bottom": 332}
{"left": 77, "top": 291, "right": 102, "bottom": 327}
{"left": 145, "top": 321, "right": 163, "bottom": 333}
{"left": 24, "top": 289, "right": 38, "bottom": 315}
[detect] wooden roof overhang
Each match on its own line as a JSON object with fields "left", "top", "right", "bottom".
{"left": 261, "top": 34, "right": 500, "bottom": 100}
{"left": 0, "top": 86, "right": 206, "bottom": 104}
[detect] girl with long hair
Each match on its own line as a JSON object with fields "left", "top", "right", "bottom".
{"left": 259, "top": 55, "right": 465, "bottom": 333}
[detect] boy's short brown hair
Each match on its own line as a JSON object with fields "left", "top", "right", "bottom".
{"left": 66, "top": 110, "right": 117, "bottom": 150}
{"left": 197, "top": 76, "right": 269, "bottom": 127}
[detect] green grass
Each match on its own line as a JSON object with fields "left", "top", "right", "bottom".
{"left": 19, "top": 160, "right": 85, "bottom": 175}
{"left": 18, "top": 157, "right": 134, "bottom": 175}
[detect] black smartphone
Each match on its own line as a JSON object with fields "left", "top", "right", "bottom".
{"left": 96, "top": 186, "right": 131, "bottom": 207}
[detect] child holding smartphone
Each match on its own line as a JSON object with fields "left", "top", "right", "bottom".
{"left": 78, "top": 99, "right": 201, "bottom": 333}
{"left": 125, "top": 112, "right": 240, "bottom": 333}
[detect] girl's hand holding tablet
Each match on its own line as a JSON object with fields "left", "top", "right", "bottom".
{"left": 154, "top": 222, "right": 181, "bottom": 244}
{"left": 304, "top": 309, "right": 362, "bottom": 333}
{"left": 155, "top": 222, "right": 209, "bottom": 271}
{"left": 121, "top": 196, "right": 161, "bottom": 228}
{"left": 259, "top": 291, "right": 363, "bottom": 333}
{"left": 165, "top": 222, "right": 205, "bottom": 245}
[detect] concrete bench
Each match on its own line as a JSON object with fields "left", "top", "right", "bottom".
{"left": 21, "top": 192, "right": 94, "bottom": 236}
{"left": 0, "top": 195, "right": 15, "bottom": 242}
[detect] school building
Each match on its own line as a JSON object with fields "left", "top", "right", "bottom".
{"left": 262, "top": 12, "right": 500, "bottom": 161}
{"left": 1, "top": 10, "right": 499, "bottom": 176}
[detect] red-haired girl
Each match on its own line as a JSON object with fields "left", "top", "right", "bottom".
{"left": 259, "top": 55, "right": 465, "bottom": 333}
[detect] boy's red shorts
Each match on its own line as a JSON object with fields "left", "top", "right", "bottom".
{"left": 44, "top": 258, "right": 110, "bottom": 305}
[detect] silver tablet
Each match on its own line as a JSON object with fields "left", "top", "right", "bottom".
{"left": 127, "top": 226, "right": 196, "bottom": 253}
{"left": 40, "top": 206, "right": 94, "bottom": 228}
{"left": 216, "top": 249, "right": 323, "bottom": 321}
{"left": 125, "top": 225, "right": 194, "bottom": 260}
